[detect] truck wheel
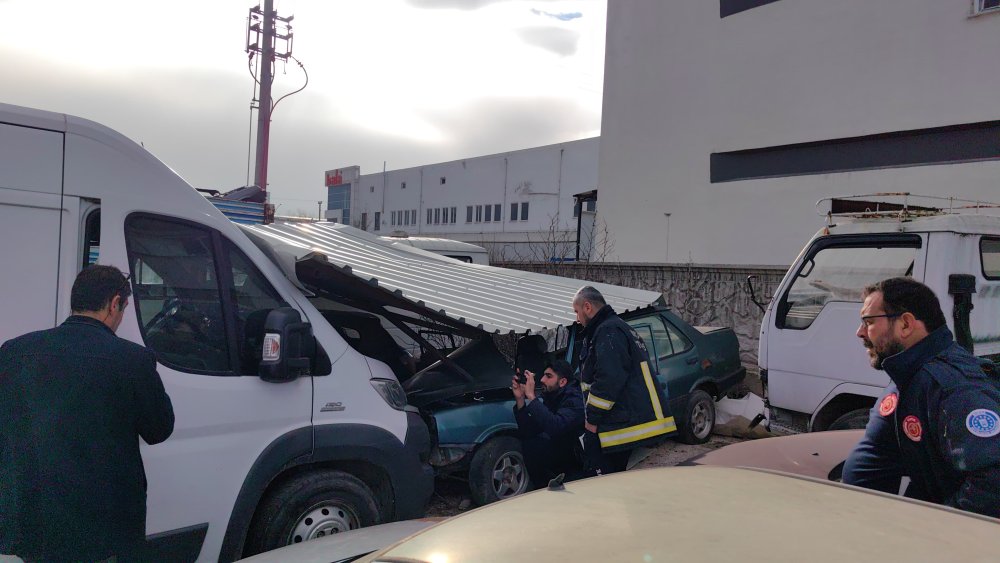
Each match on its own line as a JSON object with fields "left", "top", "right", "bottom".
{"left": 468, "top": 436, "right": 531, "bottom": 506}
{"left": 828, "top": 408, "right": 871, "bottom": 431}
{"left": 244, "top": 470, "right": 380, "bottom": 556}
{"left": 677, "top": 390, "right": 716, "bottom": 445}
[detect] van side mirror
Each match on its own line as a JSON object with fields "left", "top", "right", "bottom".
{"left": 745, "top": 275, "right": 767, "bottom": 313}
{"left": 259, "top": 307, "right": 314, "bottom": 383}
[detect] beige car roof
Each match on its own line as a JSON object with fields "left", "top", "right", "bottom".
{"left": 369, "top": 466, "right": 1000, "bottom": 562}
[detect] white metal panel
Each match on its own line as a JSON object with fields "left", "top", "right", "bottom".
{"left": 0, "top": 122, "right": 63, "bottom": 194}
{"left": 247, "top": 221, "right": 661, "bottom": 334}
{"left": 0, "top": 190, "right": 65, "bottom": 342}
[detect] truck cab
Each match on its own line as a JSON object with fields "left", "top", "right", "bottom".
{"left": 758, "top": 195, "right": 1000, "bottom": 432}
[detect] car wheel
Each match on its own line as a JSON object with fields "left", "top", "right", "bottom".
{"left": 468, "top": 436, "right": 531, "bottom": 506}
{"left": 828, "top": 408, "right": 871, "bottom": 431}
{"left": 243, "top": 470, "right": 381, "bottom": 557}
{"left": 677, "top": 389, "right": 716, "bottom": 445}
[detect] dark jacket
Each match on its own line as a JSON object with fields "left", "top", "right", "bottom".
{"left": 513, "top": 381, "right": 585, "bottom": 442}
{"left": 843, "top": 326, "right": 1000, "bottom": 518}
{"left": 579, "top": 306, "right": 675, "bottom": 453}
{"left": 0, "top": 316, "right": 175, "bottom": 561}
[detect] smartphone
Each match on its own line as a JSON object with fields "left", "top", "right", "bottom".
{"left": 514, "top": 368, "right": 527, "bottom": 385}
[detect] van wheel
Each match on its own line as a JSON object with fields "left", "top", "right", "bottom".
{"left": 468, "top": 436, "right": 531, "bottom": 506}
{"left": 828, "top": 408, "right": 871, "bottom": 431}
{"left": 243, "top": 470, "right": 380, "bottom": 557}
{"left": 677, "top": 390, "right": 716, "bottom": 445}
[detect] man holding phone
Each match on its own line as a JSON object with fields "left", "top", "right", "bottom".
{"left": 511, "top": 360, "right": 585, "bottom": 488}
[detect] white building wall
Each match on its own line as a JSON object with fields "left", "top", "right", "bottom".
{"left": 345, "top": 137, "right": 599, "bottom": 260}
{"left": 599, "top": 0, "right": 1000, "bottom": 266}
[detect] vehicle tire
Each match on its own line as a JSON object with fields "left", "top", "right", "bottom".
{"left": 468, "top": 436, "right": 531, "bottom": 506}
{"left": 243, "top": 470, "right": 381, "bottom": 557}
{"left": 677, "top": 389, "right": 716, "bottom": 445}
{"left": 827, "top": 408, "right": 871, "bottom": 431}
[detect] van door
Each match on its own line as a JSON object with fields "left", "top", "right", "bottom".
{"left": 121, "top": 213, "right": 313, "bottom": 561}
{"left": 766, "top": 234, "right": 923, "bottom": 429}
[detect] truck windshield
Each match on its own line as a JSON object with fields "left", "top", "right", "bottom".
{"left": 781, "top": 244, "right": 917, "bottom": 329}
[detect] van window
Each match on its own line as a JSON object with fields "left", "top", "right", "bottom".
{"left": 225, "top": 239, "right": 285, "bottom": 374}
{"left": 125, "top": 216, "right": 231, "bottom": 373}
{"left": 980, "top": 238, "right": 1000, "bottom": 279}
{"left": 82, "top": 209, "right": 100, "bottom": 267}
{"left": 777, "top": 238, "right": 919, "bottom": 330}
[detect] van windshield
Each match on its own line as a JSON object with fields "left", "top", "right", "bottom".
{"left": 781, "top": 244, "right": 918, "bottom": 329}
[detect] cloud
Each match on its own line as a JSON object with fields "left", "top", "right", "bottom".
{"left": 531, "top": 9, "right": 583, "bottom": 21}
{"left": 405, "top": 0, "right": 565, "bottom": 9}
{"left": 516, "top": 26, "right": 581, "bottom": 56}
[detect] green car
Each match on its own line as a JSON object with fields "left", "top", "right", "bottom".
{"left": 403, "top": 304, "right": 745, "bottom": 505}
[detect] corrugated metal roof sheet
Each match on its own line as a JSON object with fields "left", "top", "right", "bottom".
{"left": 244, "top": 222, "right": 663, "bottom": 334}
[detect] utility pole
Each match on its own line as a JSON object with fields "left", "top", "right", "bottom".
{"left": 663, "top": 212, "right": 672, "bottom": 263}
{"left": 317, "top": 201, "right": 323, "bottom": 221}
{"left": 247, "top": 1, "right": 294, "bottom": 196}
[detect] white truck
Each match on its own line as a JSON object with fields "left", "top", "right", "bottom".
{"left": 754, "top": 194, "right": 1000, "bottom": 433}
{"left": 0, "top": 103, "right": 435, "bottom": 561}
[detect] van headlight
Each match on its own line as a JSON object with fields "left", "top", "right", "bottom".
{"left": 370, "top": 378, "right": 408, "bottom": 410}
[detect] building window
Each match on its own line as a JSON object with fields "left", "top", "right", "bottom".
{"left": 391, "top": 211, "right": 396, "bottom": 226}
{"left": 361, "top": 212, "right": 368, "bottom": 231}
{"left": 466, "top": 206, "right": 473, "bottom": 223}
{"left": 401, "top": 182, "right": 407, "bottom": 189}
{"left": 427, "top": 209, "right": 433, "bottom": 224}
{"left": 475, "top": 205, "right": 483, "bottom": 222}
{"left": 434, "top": 208, "right": 441, "bottom": 225}
{"left": 587, "top": 200, "right": 596, "bottom": 212}
{"left": 411, "top": 209, "right": 417, "bottom": 225}
{"left": 374, "top": 211, "right": 381, "bottom": 231}
{"left": 520, "top": 202, "right": 529, "bottom": 221}
{"left": 485, "top": 204, "right": 492, "bottom": 222}
{"left": 450, "top": 207, "right": 457, "bottom": 224}
{"left": 511, "top": 202, "right": 519, "bottom": 221}
{"left": 403, "top": 211, "right": 409, "bottom": 226}
{"left": 975, "top": 0, "right": 1000, "bottom": 14}
{"left": 493, "top": 204, "right": 501, "bottom": 222}
{"left": 440, "top": 177, "right": 447, "bottom": 185}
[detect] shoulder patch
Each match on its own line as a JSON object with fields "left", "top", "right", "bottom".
{"left": 966, "top": 409, "right": 1000, "bottom": 438}
{"left": 879, "top": 393, "right": 898, "bottom": 417}
{"left": 903, "top": 415, "right": 923, "bottom": 442}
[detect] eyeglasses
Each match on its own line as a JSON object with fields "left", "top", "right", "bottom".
{"left": 859, "top": 313, "right": 903, "bottom": 328}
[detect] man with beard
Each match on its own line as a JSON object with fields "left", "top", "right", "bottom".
{"left": 511, "top": 360, "right": 585, "bottom": 488}
{"left": 842, "top": 277, "right": 1000, "bottom": 517}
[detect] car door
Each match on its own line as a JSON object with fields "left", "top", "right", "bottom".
{"left": 626, "top": 313, "right": 699, "bottom": 407}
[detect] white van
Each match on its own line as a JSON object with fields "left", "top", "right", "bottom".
{"left": 0, "top": 103, "right": 434, "bottom": 561}
{"left": 755, "top": 195, "right": 1000, "bottom": 433}
{"left": 380, "top": 233, "right": 490, "bottom": 265}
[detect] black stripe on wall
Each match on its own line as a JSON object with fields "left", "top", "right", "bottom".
{"left": 720, "top": 0, "right": 781, "bottom": 18}
{"left": 710, "top": 120, "right": 1000, "bottom": 183}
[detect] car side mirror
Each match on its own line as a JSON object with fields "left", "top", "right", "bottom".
{"left": 259, "top": 307, "right": 314, "bottom": 383}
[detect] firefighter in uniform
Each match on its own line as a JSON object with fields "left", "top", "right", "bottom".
{"left": 843, "top": 277, "right": 1000, "bottom": 517}
{"left": 573, "top": 286, "right": 675, "bottom": 475}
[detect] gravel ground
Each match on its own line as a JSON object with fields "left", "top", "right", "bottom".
{"left": 425, "top": 433, "right": 745, "bottom": 517}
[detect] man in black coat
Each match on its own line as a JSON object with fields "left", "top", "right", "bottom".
{"left": 0, "top": 265, "right": 175, "bottom": 562}
{"left": 574, "top": 286, "right": 675, "bottom": 476}
{"left": 512, "top": 360, "right": 585, "bottom": 489}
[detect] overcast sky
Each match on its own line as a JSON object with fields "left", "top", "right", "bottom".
{"left": 1, "top": 0, "right": 606, "bottom": 214}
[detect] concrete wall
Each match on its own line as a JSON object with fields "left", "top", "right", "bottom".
{"left": 599, "top": 0, "right": 1000, "bottom": 266}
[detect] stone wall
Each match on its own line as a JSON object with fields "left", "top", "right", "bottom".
{"left": 498, "top": 262, "right": 788, "bottom": 366}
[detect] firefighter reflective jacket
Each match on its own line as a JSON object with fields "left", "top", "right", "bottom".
{"left": 579, "top": 305, "right": 675, "bottom": 452}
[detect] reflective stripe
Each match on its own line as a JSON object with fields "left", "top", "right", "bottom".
{"left": 640, "top": 361, "right": 664, "bottom": 420}
{"left": 598, "top": 417, "right": 677, "bottom": 448}
{"left": 581, "top": 381, "right": 591, "bottom": 392}
{"left": 587, "top": 393, "right": 614, "bottom": 411}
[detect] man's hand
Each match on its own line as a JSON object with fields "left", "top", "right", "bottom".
{"left": 512, "top": 373, "right": 526, "bottom": 409}
{"left": 523, "top": 370, "right": 537, "bottom": 401}
{"left": 585, "top": 421, "right": 597, "bottom": 433}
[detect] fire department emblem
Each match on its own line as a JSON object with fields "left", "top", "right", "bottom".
{"left": 879, "top": 393, "right": 898, "bottom": 417}
{"left": 903, "top": 415, "right": 922, "bottom": 442}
